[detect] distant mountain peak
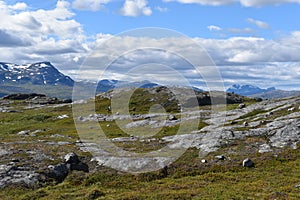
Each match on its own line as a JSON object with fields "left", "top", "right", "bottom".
{"left": 227, "top": 84, "right": 276, "bottom": 96}
{"left": 0, "top": 61, "right": 74, "bottom": 86}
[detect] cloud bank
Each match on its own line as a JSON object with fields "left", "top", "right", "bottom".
{"left": 0, "top": 0, "right": 299, "bottom": 90}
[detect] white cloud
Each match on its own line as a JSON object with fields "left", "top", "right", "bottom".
{"left": 207, "top": 25, "right": 222, "bottom": 31}
{"left": 155, "top": 6, "right": 169, "bottom": 12}
{"left": 240, "top": 0, "right": 300, "bottom": 7}
{"left": 164, "top": 0, "right": 300, "bottom": 6}
{"left": 0, "top": 0, "right": 87, "bottom": 68}
{"left": 227, "top": 27, "right": 254, "bottom": 34}
{"left": 8, "top": 2, "right": 27, "bottom": 10}
{"left": 120, "top": 0, "right": 152, "bottom": 17}
{"left": 65, "top": 31, "right": 300, "bottom": 90}
{"left": 163, "top": 0, "right": 235, "bottom": 6}
{"left": 247, "top": 18, "right": 269, "bottom": 29}
{"left": 72, "top": 0, "right": 111, "bottom": 11}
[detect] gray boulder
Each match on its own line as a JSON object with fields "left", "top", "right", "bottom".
{"left": 47, "top": 163, "right": 69, "bottom": 182}
{"left": 238, "top": 103, "right": 246, "bottom": 109}
{"left": 168, "top": 115, "right": 177, "bottom": 121}
{"left": 215, "top": 155, "right": 226, "bottom": 160}
{"left": 64, "top": 152, "right": 89, "bottom": 172}
{"left": 243, "top": 158, "right": 255, "bottom": 168}
{"left": 64, "top": 152, "right": 80, "bottom": 164}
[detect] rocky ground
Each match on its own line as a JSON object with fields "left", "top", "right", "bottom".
{"left": 0, "top": 91, "right": 300, "bottom": 199}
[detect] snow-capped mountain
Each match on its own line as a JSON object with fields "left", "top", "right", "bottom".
{"left": 0, "top": 62, "right": 74, "bottom": 86}
{"left": 227, "top": 84, "right": 276, "bottom": 96}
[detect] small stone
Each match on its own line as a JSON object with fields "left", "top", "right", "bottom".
{"left": 47, "top": 163, "right": 69, "bottom": 182}
{"left": 258, "top": 144, "right": 272, "bottom": 153}
{"left": 57, "top": 114, "right": 69, "bottom": 119}
{"left": 201, "top": 159, "right": 207, "bottom": 163}
{"left": 168, "top": 115, "right": 177, "bottom": 121}
{"left": 243, "top": 158, "right": 255, "bottom": 168}
{"left": 238, "top": 103, "right": 246, "bottom": 109}
{"left": 243, "top": 121, "right": 249, "bottom": 127}
{"left": 215, "top": 155, "right": 226, "bottom": 160}
{"left": 17, "top": 130, "right": 30, "bottom": 136}
{"left": 64, "top": 153, "right": 80, "bottom": 164}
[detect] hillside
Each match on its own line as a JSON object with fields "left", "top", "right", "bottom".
{"left": 0, "top": 89, "right": 300, "bottom": 199}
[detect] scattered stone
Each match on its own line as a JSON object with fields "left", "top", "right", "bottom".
{"left": 17, "top": 130, "right": 30, "bottom": 136}
{"left": 64, "top": 153, "right": 80, "bottom": 164}
{"left": 50, "top": 134, "right": 67, "bottom": 138}
{"left": 57, "top": 114, "right": 69, "bottom": 119}
{"left": 64, "top": 152, "right": 89, "bottom": 172}
{"left": 62, "top": 99, "right": 72, "bottom": 103}
{"left": 0, "top": 149, "right": 10, "bottom": 156}
{"left": 243, "top": 158, "right": 255, "bottom": 168}
{"left": 0, "top": 164, "right": 40, "bottom": 188}
{"left": 288, "top": 107, "right": 295, "bottom": 112}
{"left": 32, "top": 129, "right": 44, "bottom": 134}
{"left": 243, "top": 121, "right": 249, "bottom": 127}
{"left": 11, "top": 158, "right": 20, "bottom": 162}
{"left": 215, "top": 155, "right": 226, "bottom": 161}
{"left": 295, "top": 183, "right": 300, "bottom": 188}
{"left": 258, "top": 144, "right": 272, "bottom": 153}
{"left": 201, "top": 159, "right": 207, "bottom": 163}
{"left": 238, "top": 103, "right": 246, "bottom": 109}
{"left": 47, "top": 163, "right": 69, "bottom": 183}
{"left": 168, "top": 115, "right": 177, "bottom": 121}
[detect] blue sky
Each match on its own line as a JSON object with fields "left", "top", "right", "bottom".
{"left": 1, "top": 0, "right": 300, "bottom": 90}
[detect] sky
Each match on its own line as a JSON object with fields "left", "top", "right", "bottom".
{"left": 0, "top": 0, "right": 300, "bottom": 90}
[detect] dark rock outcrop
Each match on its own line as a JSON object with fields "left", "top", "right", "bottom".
{"left": 46, "top": 153, "right": 89, "bottom": 183}
{"left": 3, "top": 93, "right": 46, "bottom": 100}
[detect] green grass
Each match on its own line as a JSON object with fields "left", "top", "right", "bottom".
{"left": 1, "top": 94, "right": 300, "bottom": 199}
{"left": 1, "top": 146, "right": 300, "bottom": 200}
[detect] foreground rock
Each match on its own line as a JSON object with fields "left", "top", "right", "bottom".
{"left": 46, "top": 153, "right": 89, "bottom": 183}
{"left": 243, "top": 158, "right": 255, "bottom": 168}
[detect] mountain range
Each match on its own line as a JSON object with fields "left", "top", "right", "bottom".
{"left": 226, "top": 84, "right": 300, "bottom": 99}
{"left": 0, "top": 62, "right": 161, "bottom": 98}
{"left": 226, "top": 84, "right": 276, "bottom": 96}
{"left": 0, "top": 61, "right": 299, "bottom": 99}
